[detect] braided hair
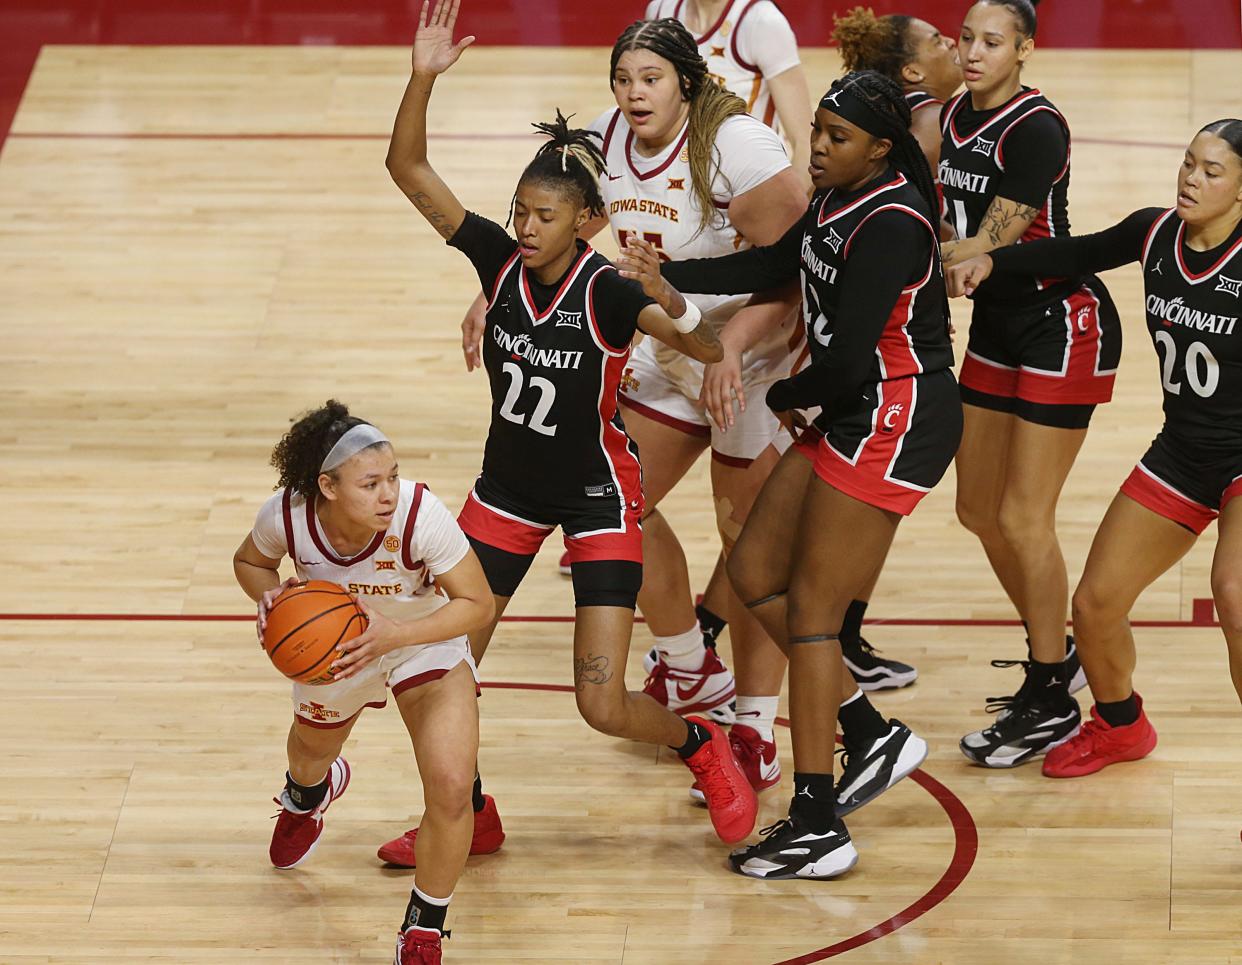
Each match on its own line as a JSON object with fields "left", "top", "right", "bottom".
{"left": 977, "top": 0, "right": 1039, "bottom": 42}
{"left": 271, "top": 400, "right": 381, "bottom": 499}
{"left": 822, "top": 70, "right": 951, "bottom": 331}
{"left": 510, "top": 110, "right": 607, "bottom": 227}
{"left": 832, "top": 7, "right": 915, "bottom": 83}
{"left": 611, "top": 18, "right": 747, "bottom": 234}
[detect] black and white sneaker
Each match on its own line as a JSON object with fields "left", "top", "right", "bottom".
{"left": 728, "top": 816, "right": 858, "bottom": 880}
{"left": 960, "top": 685, "right": 1081, "bottom": 768}
{"left": 842, "top": 636, "right": 918, "bottom": 691}
{"left": 835, "top": 720, "right": 928, "bottom": 817}
{"left": 1064, "top": 635, "right": 1087, "bottom": 695}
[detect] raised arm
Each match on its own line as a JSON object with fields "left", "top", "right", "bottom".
{"left": 385, "top": 0, "right": 477, "bottom": 239}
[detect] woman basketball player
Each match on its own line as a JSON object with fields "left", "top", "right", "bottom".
{"left": 642, "top": 70, "right": 960, "bottom": 878}
{"left": 233, "top": 401, "right": 493, "bottom": 964}
{"left": 947, "top": 121, "right": 1242, "bottom": 786}
{"left": 832, "top": 5, "right": 962, "bottom": 173}
{"left": 938, "top": 0, "right": 1122, "bottom": 768}
{"left": 380, "top": 0, "right": 756, "bottom": 870}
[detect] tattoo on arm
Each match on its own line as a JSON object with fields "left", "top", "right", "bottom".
{"left": 690, "top": 320, "right": 721, "bottom": 351}
{"left": 979, "top": 198, "right": 1040, "bottom": 249}
{"left": 573, "top": 654, "right": 613, "bottom": 691}
{"left": 411, "top": 191, "right": 455, "bottom": 239}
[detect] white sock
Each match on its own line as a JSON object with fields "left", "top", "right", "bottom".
{"left": 655, "top": 625, "right": 705, "bottom": 671}
{"left": 413, "top": 883, "right": 452, "bottom": 906}
{"left": 734, "top": 695, "right": 778, "bottom": 742}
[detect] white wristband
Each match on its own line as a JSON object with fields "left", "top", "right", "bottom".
{"left": 670, "top": 297, "right": 702, "bottom": 334}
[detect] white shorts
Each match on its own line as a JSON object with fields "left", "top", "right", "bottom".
{"left": 618, "top": 337, "right": 793, "bottom": 464}
{"left": 290, "top": 635, "right": 478, "bottom": 728}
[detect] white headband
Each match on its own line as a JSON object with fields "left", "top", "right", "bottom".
{"left": 320, "top": 424, "right": 390, "bottom": 473}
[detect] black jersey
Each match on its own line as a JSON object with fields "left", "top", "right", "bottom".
{"left": 448, "top": 213, "right": 654, "bottom": 514}
{"left": 990, "top": 206, "right": 1242, "bottom": 454}
{"left": 905, "top": 90, "right": 944, "bottom": 116}
{"left": 661, "top": 165, "right": 952, "bottom": 420}
{"left": 939, "top": 87, "right": 1074, "bottom": 305}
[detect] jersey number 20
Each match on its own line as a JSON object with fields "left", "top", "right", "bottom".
{"left": 498, "top": 361, "right": 558, "bottom": 436}
{"left": 1153, "top": 331, "right": 1219, "bottom": 398}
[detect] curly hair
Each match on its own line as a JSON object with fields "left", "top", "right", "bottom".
{"left": 511, "top": 109, "right": 607, "bottom": 225}
{"left": 270, "top": 400, "right": 385, "bottom": 499}
{"left": 611, "top": 18, "right": 747, "bottom": 234}
{"left": 832, "top": 7, "right": 915, "bottom": 83}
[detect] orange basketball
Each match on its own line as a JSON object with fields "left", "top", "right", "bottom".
{"left": 262, "top": 580, "right": 368, "bottom": 685}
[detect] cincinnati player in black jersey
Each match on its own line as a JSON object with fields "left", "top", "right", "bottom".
{"left": 949, "top": 121, "right": 1242, "bottom": 790}
{"left": 936, "top": 0, "right": 1118, "bottom": 769}
{"left": 381, "top": 0, "right": 759, "bottom": 889}
{"left": 832, "top": 6, "right": 962, "bottom": 174}
{"left": 642, "top": 71, "right": 960, "bottom": 880}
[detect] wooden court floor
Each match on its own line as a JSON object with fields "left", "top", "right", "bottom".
{"left": 2, "top": 44, "right": 1242, "bottom": 964}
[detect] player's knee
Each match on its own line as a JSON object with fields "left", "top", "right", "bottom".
{"left": 421, "top": 764, "right": 475, "bottom": 819}
{"left": 726, "top": 546, "right": 765, "bottom": 601}
{"left": 955, "top": 493, "right": 996, "bottom": 539}
{"left": 995, "top": 497, "right": 1051, "bottom": 548}
{"left": 1072, "top": 579, "right": 1121, "bottom": 631}
{"left": 290, "top": 723, "right": 344, "bottom": 762}
{"left": 575, "top": 688, "right": 627, "bottom": 737}
{"left": 1211, "top": 572, "right": 1242, "bottom": 634}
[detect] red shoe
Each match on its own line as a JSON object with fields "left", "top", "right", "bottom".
{"left": 690, "top": 724, "right": 780, "bottom": 803}
{"left": 378, "top": 794, "right": 505, "bottom": 867}
{"left": 681, "top": 717, "right": 757, "bottom": 844}
{"left": 269, "top": 757, "right": 350, "bottom": 869}
{"left": 1042, "top": 695, "right": 1157, "bottom": 778}
{"left": 643, "top": 650, "right": 736, "bottom": 724}
{"left": 394, "top": 926, "right": 442, "bottom": 965}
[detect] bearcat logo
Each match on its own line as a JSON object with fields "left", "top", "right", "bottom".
{"left": 298, "top": 701, "right": 340, "bottom": 722}
{"left": 668, "top": 177, "right": 685, "bottom": 191}
{"left": 375, "top": 559, "right": 397, "bottom": 572}
{"left": 882, "top": 403, "right": 905, "bottom": 432}
{"left": 383, "top": 535, "right": 400, "bottom": 552}
{"left": 1075, "top": 305, "right": 1093, "bottom": 334}
{"left": 1217, "top": 274, "right": 1242, "bottom": 298}
{"left": 972, "top": 137, "right": 995, "bottom": 157}
{"left": 554, "top": 310, "right": 583, "bottom": 329}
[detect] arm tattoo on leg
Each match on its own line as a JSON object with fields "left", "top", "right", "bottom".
{"left": 574, "top": 654, "right": 614, "bottom": 690}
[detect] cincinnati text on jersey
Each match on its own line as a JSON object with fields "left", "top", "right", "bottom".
{"left": 608, "top": 198, "right": 681, "bottom": 222}
{"left": 348, "top": 582, "right": 404, "bottom": 596}
{"left": 937, "top": 161, "right": 991, "bottom": 194}
{"left": 492, "top": 327, "right": 585, "bottom": 369}
{"left": 1146, "top": 294, "right": 1238, "bottom": 335}
{"left": 801, "top": 234, "right": 839, "bottom": 284}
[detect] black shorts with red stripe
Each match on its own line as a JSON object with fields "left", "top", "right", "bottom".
{"left": 457, "top": 472, "right": 644, "bottom": 607}
{"left": 959, "top": 276, "right": 1121, "bottom": 428}
{"left": 794, "top": 370, "right": 962, "bottom": 515}
{"left": 1120, "top": 430, "right": 1242, "bottom": 535}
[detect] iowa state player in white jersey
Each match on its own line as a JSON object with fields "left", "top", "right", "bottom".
{"left": 937, "top": 0, "right": 1123, "bottom": 770}
{"left": 644, "top": 0, "right": 813, "bottom": 191}
{"left": 583, "top": 18, "right": 807, "bottom": 740}
{"left": 948, "top": 122, "right": 1242, "bottom": 801}
{"left": 651, "top": 71, "right": 960, "bottom": 879}
{"left": 233, "top": 402, "right": 494, "bottom": 964}
{"left": 384, "top": 0, "right": 758, "bottom": 866}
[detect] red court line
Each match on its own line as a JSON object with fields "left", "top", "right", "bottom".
{"left": 0, "top": 613, "right": 1219, "bottom": 627}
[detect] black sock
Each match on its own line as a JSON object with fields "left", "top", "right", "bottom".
{"left": 790, "top": 772, "right": 836, "bottom": 832}
{"left": 841, "top": 600, "right": 868, "bottom": 644}
{"left": 837, "top": 692, "right": 890, "bottom": 747}
{"left": 696, "top": 603, "right": 726, "bottom": 650}
{"left": 284, "top": 772, "right": 329, "bottom": 812}
{"left": 1096, "top": 693, "right": 1139, "bottom": 727}
{"left": 471, "top": 773, "right": 485, "bottom": 813}
{"left": 1026, "top": 658, "right": 1070, "bottom": 698}
{"left": 673, "top": 719, "right": 711, "bottom": 759}
{"left": 402, "top": 887, "right": 448, "bottom": 933}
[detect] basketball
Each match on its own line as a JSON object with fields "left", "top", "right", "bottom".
{"left": 262, "top": 580, "right": 368, "bottom": 685}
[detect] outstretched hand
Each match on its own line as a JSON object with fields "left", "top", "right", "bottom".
{"left": 617, "top": 237, "right": 671, "bottom": 301}
{"left": 412, "top": 0, "right": 476, "bottom": 77}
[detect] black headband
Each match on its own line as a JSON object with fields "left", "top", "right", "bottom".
{"left": 819, "top": 85, "right": 900, "bottom": 141}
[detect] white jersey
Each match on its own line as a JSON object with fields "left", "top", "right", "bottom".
{"left": 645, "top": 0, "right": 801, "bottom": 134}
{"left": 590, "top": 109, "right": 797, "bottom": 392}
{"left": 251, "top": 479, "right": 470, "bottom": 628}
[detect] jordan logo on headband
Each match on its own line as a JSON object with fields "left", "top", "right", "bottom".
{"left": 822, "top": 90, "right": 844, "bottom": 108}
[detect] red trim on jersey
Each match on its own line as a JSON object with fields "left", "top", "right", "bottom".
{"left": 906, "top": 91, "right": 944, "bottom": 114}
{"left": 711, "top": 449, "right": 754, "bottom": 468}
{"left": 729, "top": 0, "right": 764, "bottom": 72}
{"left": 688, "top": 0, "right": 739, "bottom": 44}
{"left": 1174, "top": 218, "right": 1242, "bottom": 282}
{"left": 518, "top": 243, "right": 595, "bottom": 323}
{"left": 1121, "top": 462, "right": 1216, "bottom": 535}
{"left": 602, "top": 108, "right": 623, "bottom": 156}
{"left": 813, "top": 379, "right": 929, "bottom": 516}
{"left": 1141, "top": 208, "right": 1177, "bottom": 267}
{"left": 583, "top": 267, "right": 631, "bottom": 355}
{"left": 1223, "top": 475, "right": 1242, "bottom": 511}
{"left": 818, "top": 174, "right": 906, "bottom": 227}
{"left": 392, "top": 666, "right": 457, "bottom": 697}
{"left": 306, "top": 498, "right": 385, "bottom": 565}
{"left": 762, "top": 97, "right": 777, "bottom": 127}
{"left": 486, "top": 249, "right": 521, "bottom": 310}
{"left": 619, "top": 394, "right": 712, "bottom": 437}
{"left": 995, "top": 105, "right": 1070, "bottom": 182}
{"left": 625, "top": 125, "right": 690, "bottom": 182}
{"left": 458, "top": 490, "right": 553, "bottom": 556}
{"left": 945, "top": 88, "right": 1044, "bottom": 150}
{"left": 281, "top": 489, "right": 297, "bottom": 558}
{"left": 399, "top": 482, "right": 426, "bottom": 572}
{"left": 959, "top": 351, "right": 1020, "bottom": 398}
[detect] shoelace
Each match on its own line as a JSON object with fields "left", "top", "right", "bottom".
{"left": 757, "top": 818, "right": 793, "bottom": 840}
{"left": 642, "top": 660, "right": 672, "bottom": 690}
{"left": 691, "top": 745, "right": 741, "bottom": 806}
{"left": 983, "top": 658, "right": 1035, "bottom": 714}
